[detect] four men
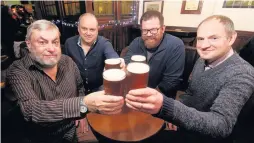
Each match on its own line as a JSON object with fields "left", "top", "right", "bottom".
{"left": 4, "top": 11, "right": 254, "bottom": 143}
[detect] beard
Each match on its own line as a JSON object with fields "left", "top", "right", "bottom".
{"left": 144, "top": 38, "right": 160, "bottom": 49}
{"left": 30, "top": 52, "right": 61, "bottom": 68}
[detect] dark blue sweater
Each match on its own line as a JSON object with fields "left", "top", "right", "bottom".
{"left": 124, "top": 34, "right": 185, "bottom": 98}
{"left": 64, "top": 35, "right": 119, "bottom": 93}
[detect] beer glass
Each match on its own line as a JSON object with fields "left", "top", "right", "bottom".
{"left": 103, "top": 69, "right": 126, "bottom": 96}
{"left": 131, "top": 55, "right": 146, "bottom": 63}
{"left": 105, "top": 58, "right": 121, "bottom": 70}
{"left": 126, "top": 62, "right": 149, "bottom": 90}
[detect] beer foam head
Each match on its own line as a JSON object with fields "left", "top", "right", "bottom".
{"left": 105, "top": 58, "right": 121, "bottom": 65}
{"left": 127, "top": 63, "right": 149, "bottom": 74}
{"left": 131, "top": 55, "right": 146, "bottom": 62}
{"left": 103, "top": 69, "right": 126, "bottom": 81}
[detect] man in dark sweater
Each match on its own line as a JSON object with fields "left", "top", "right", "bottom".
{"left": 123, "top": 10, "right": 185, "bottom": 99}
{"left": 125, "top": 15, "right": 254, "bottom": 143}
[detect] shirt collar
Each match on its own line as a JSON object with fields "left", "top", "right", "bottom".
{"left": 77, "top": 36, "right": 97, "bottom": 48}
{"left": 205, "top": 48, "right": 234, "bottom": 69}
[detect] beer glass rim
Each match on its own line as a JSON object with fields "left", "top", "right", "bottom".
{"left": 127, "top": 62, "right": 149, "bottom": 74}
{"left": 103, "top": 69, "right": 126, "bottom": 81}
{"left": 131, "top": 55, "right": 146, "bottom": 62}
{"left": 105, "top": 58, "right": 121, "bottom": 65}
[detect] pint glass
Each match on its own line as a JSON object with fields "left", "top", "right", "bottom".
{"left": 103, "top": 69, "right": 126, "bottom": 96}
{"left": 105, "top": 58, "right": 121, "bottom": 70}
{"left": 131, "top": 55, "right": 146, "bottom": 63}
{"left": 126, "top": 62, "right": 149, "bottom": 90}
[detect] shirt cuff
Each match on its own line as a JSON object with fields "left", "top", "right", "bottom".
{"left": 153, "top": 94, "right": 175, "bottom": 121}
{"left": 63, "top": 97, "right": 83, "bottom": 119}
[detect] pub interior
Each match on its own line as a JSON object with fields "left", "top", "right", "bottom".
{"left": 1, "top": 0, "right": 254, "bottom": 143}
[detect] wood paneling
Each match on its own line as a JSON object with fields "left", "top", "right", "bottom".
{"left": 131, "top": 25, "right": 254, "bottom": 50}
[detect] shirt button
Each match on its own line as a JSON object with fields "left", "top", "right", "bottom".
{"left": 85, "top": 58, "right": 87, "bottom": 60}
{"left": 85, "top": 69, "right": 87, "bottom": 71}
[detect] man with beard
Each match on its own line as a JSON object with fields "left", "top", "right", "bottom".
{"left": 64, "top": 13, "right": 125, "bottom": 95}
{"left": 123, "top": 10, "right": 185, "bottom": 98}
{"left": 4, "top": 20, "right": 124, "bottom": 143}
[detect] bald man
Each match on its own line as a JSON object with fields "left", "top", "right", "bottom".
{"left": 64, "top": 13, "right": 123, "bottom": 95}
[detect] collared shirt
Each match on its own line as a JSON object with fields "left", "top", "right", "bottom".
{"left": 205, "top": 49, "right": 234, "bottom": 71}
{"left": 77, "top": 36, "right": 97, "bottom": 56}
{"left": 5, "top": 54, "right": 85, "bottom": 142}
{"left": 64, "top": 35, "right": 119, "bottom": 94}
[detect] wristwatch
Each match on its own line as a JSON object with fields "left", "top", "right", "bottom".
{"left": 80, "top": 98, "right": 88, "bottom": 114}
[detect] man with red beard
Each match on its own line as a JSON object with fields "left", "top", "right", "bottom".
{"left": 124, "top": 10, "right": 185, "bottom": 98}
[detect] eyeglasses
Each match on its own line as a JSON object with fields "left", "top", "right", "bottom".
{"left": 141, "top": 27, "right": 160, "bottom": 35}
{"left": 196, "top": 36, "right": 229, "bottom": 44}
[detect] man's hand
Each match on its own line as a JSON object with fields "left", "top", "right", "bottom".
{"left": 84, "top": 91, "right": 124, "bottom": 115}
{"left": 125, "top": 87, "right": 163, "bottom": 114}
{"left": 119, "top": 58, "right": 126, "bottom": 71}
{"left": 166, "top": 122, "right": 177, "bottom": 131}
{"left": 76, "top": 119, "right": 89, "bottom": 133}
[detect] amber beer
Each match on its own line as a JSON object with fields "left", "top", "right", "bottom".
{"left": 127, "top": 62, "right": 149, "bottom": 90}
{"left": 103, "top": 69, "right": 126, "bottom": 96}
{"left": 131, "top": 55, "right": 146, "bottom": 63}
{"left": 88, "top": 63, "right": 164, "bottom": 142}
{"left": 105, "top": 58, "right": 121, "bottom": 70}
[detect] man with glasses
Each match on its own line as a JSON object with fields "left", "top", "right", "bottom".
{"left": 125, "top": 15, "right": 254, "bottom": 143}
{"left": 124, "top": 10, "right": 185, "bottom": 98}
{"left": 64, "top": 13, "right": 125, "bottom": 95}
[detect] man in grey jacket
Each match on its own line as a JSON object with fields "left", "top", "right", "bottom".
{"left": 125, "top": 15, "right": 254, "bottom": 142}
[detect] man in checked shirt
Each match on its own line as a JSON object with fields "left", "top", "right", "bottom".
{"left": 4, "top": 19, "right": 124, "bottom": 143}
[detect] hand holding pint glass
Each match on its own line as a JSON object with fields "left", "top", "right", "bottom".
{"left": 103, "top": 69, "right": 126, "bottom": 96}
{"left": 126, "top": 62, "right": 149, "bottom": 90}
{"left": 125, "top": 63, "right": 163, "bottom": 114}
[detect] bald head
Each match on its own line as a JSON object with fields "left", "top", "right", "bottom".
{"left": 78, "top": 13, "right": 99, "bottom": 46}
{"left": 78, "top": 13, "right": 98, "bottom": 27}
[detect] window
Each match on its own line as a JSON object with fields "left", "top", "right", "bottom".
{"left": 94, "top": 1, "right": 114, "bottom": 16}
{"left": 63, "top": 0, "right": 80, "bottom": 16}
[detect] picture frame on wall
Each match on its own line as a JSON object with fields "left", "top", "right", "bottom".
{"left": 143, "top": 1, "right": 164, "bottom": 13}
{"left": 223, "top": 0, "right": 254, "bottom": 8}
{"left": 181, "top": 0, "right": 204, "bottom": 14}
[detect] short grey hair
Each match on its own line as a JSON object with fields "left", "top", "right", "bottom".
{"left": 198, "top": 15, "right": 236, "bottom": 36}
{"left": 26, "top": 19, "right": 60, "bottom": 40}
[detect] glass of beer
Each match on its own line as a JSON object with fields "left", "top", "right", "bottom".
{"left": 131, "top": 55, "right": 146, "bottom": 63}
{"left": 126, "top": 62, "right": 149, "bottom": 90}
{"left": 105, "top": 58, "right": 121, "bottom": 70}
{"left": 103, "top": 69, "right": 126, "bottom": 96}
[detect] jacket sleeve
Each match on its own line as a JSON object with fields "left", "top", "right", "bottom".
{"left": 158, "top": 43, "right": 185, "bottom": 98}
{"left": 104, "top": 41, "right": 119, "bottom": 59}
